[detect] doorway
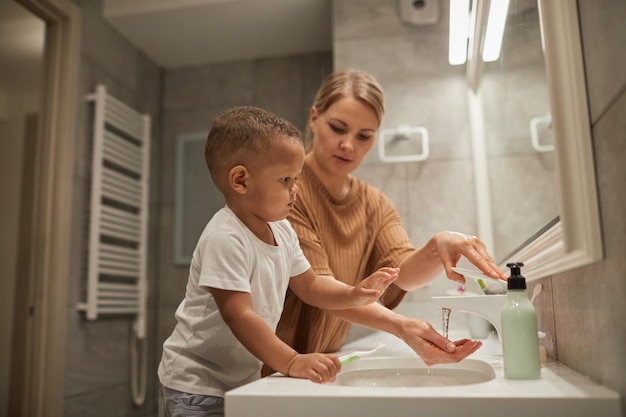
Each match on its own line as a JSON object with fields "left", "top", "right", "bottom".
{"left": 0, "top": 2, "right": 44, "bottom": 414}
{"left": 1, "top": 0, "right": 81, "bottom": 415}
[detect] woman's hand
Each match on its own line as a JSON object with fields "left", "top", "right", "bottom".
{"left": 433, "top": 231, "right": 507, "bottom": 284}
{"left": 286, "top": 353, "right": 342, "bottom": 384}
{"left": 397, "top": 316, "right": 482, "bottom": 366}
{"left": 351, "top": 267, "right": 399, "bottom": 306}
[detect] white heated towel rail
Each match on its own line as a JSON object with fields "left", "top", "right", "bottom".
{"left": 78, "top": 84, "right": 151, "bottom": 339}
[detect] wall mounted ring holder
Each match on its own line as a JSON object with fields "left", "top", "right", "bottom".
{"left": 378, "top": 125, "right": 430, "bottom": 163}
{"left": 530, "top": 115, "right": 554, "bottom": 152}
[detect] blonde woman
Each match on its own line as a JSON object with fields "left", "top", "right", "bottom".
{"left": 266, "top": 69, "right": 506, "bottom": 375}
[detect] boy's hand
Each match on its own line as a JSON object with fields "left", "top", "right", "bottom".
{"left": 352, "top": 267, "right": 399, "bottom": 306}
{"left": 286, "top": 353, "right": 341, "bottom": 383}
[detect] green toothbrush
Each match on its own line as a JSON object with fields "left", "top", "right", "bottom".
{"left": 339, "top": 341, "right": 386, "bottom": 366}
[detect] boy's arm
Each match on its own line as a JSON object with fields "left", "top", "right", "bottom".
{"left": 209, "top": 287, "right": 340, "bottom": 381}
{"left": 288, "top": 267, "right": 398, "bottom": 310}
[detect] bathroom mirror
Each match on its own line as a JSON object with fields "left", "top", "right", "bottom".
{"left": 471, "top": 0, "right": 602, "bottom": 280}
{"left": 468, "top": 0, "right": 557, "bottom": 264}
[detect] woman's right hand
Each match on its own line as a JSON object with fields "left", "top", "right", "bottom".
{"left": 432, "top": 231, "right": 507, "bottom": 284}
{"left": 286, "top": 353, "right": 342, "bottom": 384}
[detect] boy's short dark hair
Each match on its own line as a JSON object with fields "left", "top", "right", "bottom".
{"left": 204, "top": 106, "right": 302, "bottom": 186}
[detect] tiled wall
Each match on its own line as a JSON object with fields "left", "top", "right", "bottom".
{"left": 333, "top": 0, "right": 476, "bottom": 299}
{"left": 64, "top": 1, "right": 162, "bottom": 416}
{"left": 533, "top": 0, "right": 626, "bottom": 413}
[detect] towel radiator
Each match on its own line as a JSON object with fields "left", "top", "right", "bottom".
{"left": 78, "top": 84, "right": 151, "bottom": 404}
{"left": 78, "top": 83, "right": 151, "bottom": 328}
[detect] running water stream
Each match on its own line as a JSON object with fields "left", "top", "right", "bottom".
{"left": 442, "top": 307, "right": 452, "bottom": 339}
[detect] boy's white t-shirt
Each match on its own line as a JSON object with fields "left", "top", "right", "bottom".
{"left": 158, "top": 206, "right": 311, "bottom": 397}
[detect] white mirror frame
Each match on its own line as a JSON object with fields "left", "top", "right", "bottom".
{"left": 500, "top": 0, "right": 603, "bottom": 280}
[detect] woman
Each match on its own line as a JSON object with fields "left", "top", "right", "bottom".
{"left": 266, "top": 69, "right": 506, "bottom": 374}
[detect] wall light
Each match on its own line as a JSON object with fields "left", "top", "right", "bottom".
{"left": 449, "top": 0, "right": 510, "bottom": 66}
{"left": 482, "top": 0, "right": 510, "bottom": 62}
{"left": 448, "top": 0, "right": 470, "bottom": 65}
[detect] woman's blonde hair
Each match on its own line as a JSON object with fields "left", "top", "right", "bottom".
{"left": 305, "top": 69, "right": 385, "bottom": 146}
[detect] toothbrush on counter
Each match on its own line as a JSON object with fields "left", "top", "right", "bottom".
{"left": 452, "top": 267, "right": 507, "bottom": 295}
{"left": 339, "top": 341, "right": 386, "bottom": 366}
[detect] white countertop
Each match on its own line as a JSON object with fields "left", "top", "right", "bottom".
{"left": 226, "top": 301, "right": 622, "bottom": 417}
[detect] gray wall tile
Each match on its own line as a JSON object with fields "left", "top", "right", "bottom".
{"left": 550, "top": 74, "right": 626, "bottom": 409}
{"left": 66, "top": 1, "right": 162, "bottom": 416}
{"left": 488, "top": 154, "right": 558, "bottom": 261}
{"left": 578, "top": 0, "right": 626, "bottom": 123}
{"left": 332, "top": 0, "right": 476, "bottom": 299}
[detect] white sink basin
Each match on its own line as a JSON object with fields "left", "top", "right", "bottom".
{"left": 226, "top": 302, "right": 622, "bottom": 417}
{"left": 333, "top": 357, "right": 495, "bottom": 387}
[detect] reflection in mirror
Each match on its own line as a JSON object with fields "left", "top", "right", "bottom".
{"left": 480, "top": 0, "right": 558, "bottom": 262}
{"left": 488, "top": 0, "right": 603, "bottom": 280}
{"left": 336, "top": 0, "right": 599, "bottom": 282}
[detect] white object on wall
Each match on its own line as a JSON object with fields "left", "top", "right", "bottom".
{"left": 530, "top": 115, "right": 554, "bottom": 152}
{"left": 378, "top": 125, "right": 430, "bottom": 163}
{"left": 78, "top": 84, "right": 151, "bottom": 332}
{"left": 77, "top": 84, "right": 151, "bottom": 406}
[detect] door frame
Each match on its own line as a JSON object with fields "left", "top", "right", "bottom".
{"left": 10, "top": 0, "right": 80, "bottom": 415}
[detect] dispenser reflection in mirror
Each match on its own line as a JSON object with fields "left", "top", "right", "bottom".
{"left": 466, "top": 0, "right": 602, "bottom": 280}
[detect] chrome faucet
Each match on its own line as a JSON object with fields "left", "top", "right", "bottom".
{"left": 431, "top": 294, "right": 507, "bottom": 345}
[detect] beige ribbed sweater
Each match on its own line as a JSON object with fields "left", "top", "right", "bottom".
{"left": 272, "top": 160, "right": 415, "bottom": 361}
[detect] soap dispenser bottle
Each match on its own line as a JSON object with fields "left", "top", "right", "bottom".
{"left": 501, "top": 262, "right": 541, "bottom": 379}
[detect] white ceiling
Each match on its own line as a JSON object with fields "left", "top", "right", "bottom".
{"left": 0, "top": 0, "right": 331, "bottom": 96}
{"left": 103, "top": 0, "right": 333, "bottom": 69}
{"left": 1, "top": 0, "right": 537, "bottom": 96}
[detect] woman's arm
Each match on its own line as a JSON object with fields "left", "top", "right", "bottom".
{"left": 288, "top": 267, "right": 398, "bottom": 310}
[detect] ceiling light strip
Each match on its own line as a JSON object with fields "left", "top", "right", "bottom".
{"left": 449, "top": 0, "right": 470, "bottom": 65}
{"left": 482, "top": 0, "right": 510, "bottom": 62}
